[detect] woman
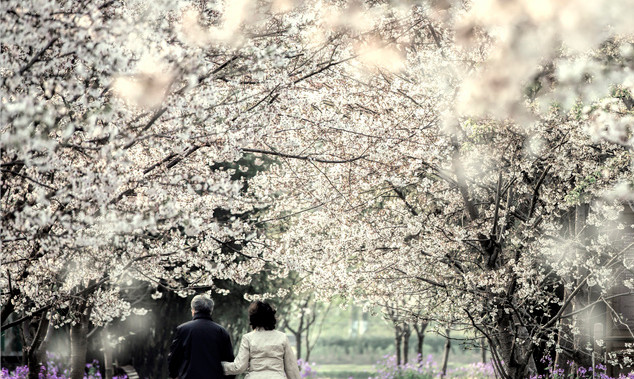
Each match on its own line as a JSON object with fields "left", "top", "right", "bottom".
{"left": 222, "top": 301, "right": 301, "bottom": 379}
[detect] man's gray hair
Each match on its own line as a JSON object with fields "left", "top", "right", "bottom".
{"left": 191, "top": 294, "right": 214, "bottom": 314}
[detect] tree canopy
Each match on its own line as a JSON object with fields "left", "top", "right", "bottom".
{"left": 2, "top": 0, "right": 633, "bottom": 378}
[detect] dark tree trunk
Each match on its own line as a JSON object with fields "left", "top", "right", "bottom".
{"left": 293, "top": 312, "right": 304, "bottom": 361}
{"left": 295, "top": 330, "right": 302, "bottom": 361}
{"left": 304, "top": 320, "right": 311, "bottom": 362}
{"left": 492, "top": 313, "right": 536, "bottom": 379}
{"left": 26, "top": 350, "right": 40, "bottom": 379}
{"left": 402, "top": 324, "right": 411, "bottom": 364}
{"left": 103, "top": 328, "right": 114, "bottom": 379}
{"left": 413, "top": 321, "right": 428, "bottom": 364}
{"left": 394, "top": 326, "right": 403, "bottom": 366}
{"left": 20, "top": 313, "right": 49, "bottom": 379}
{"left": 70, "top": 315, "right": 89, "bottom": 379}
{"left": 481, "top": 337, "right": 487, "bottom": 363}
{"left": 440, "top": 329, "right": 451, "bottom": 378}
{"left": 417, "top": 334, "right": 424, "bottom": 363}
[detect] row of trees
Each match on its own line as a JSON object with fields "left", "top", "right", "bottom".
{"left": 2, "top": 0, "right": 633, "bottom": 378}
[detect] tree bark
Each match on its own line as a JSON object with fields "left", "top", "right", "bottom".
{"left": 26, "top": 350, "right": 40, "bottom": 379}
{"left": 402, "top": 324, "right": 411, "bottom": 364}
{"left": 571, "top": 204, "right": 593, "bottom": 371}
{"left": 103, "top": 328, "right": 114, "bottom": 379}
{"left": 21, "top": 313, "right": 49, "bottom": 379}
{"left": 440, "top": 329, "right": 451, "bottom": 378}
{"left": 413, "top": 321, "right": 427, "bottom": 364}
{"left": 492, "top": 313, "right": 536, "bottom": 379}
{"left": 394, "top": 325, "right": 403, "bottom": 366}
{"left": 304, "top": 319, "right": 311, "bottom": 362}
{"left": 556, "top": 204, "right": 594, "bottom": 375}
{"left": 292, "top": 310, "right": 304, "bottom": 361}
{"left": 70, "top": 315, "right": 90, "bottom": 379}
{"left": 481, "top": 337, "right": 487, "bottom": 364}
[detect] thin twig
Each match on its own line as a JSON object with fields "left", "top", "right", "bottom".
{"left": 19, "top": 38, "right": 58, "bottom": 75}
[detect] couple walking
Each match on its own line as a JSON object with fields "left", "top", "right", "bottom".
{"left": 168, "top": 294, "right": 301, "bottom": 379}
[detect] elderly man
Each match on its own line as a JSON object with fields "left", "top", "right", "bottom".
{"left": 168, "top": 294, "right": 235, "bottom": 379}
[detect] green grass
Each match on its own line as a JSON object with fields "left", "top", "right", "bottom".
{"left": 315, "top": 364, "right": 375, "bottom": 379}
{"left": 312, "top": 361, "right": 487, "bottom": 379}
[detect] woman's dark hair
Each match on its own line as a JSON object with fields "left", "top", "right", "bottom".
{"left": 248, "top": 301, "right": 277, "bottom": 330}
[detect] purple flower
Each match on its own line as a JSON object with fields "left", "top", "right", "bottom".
{"left": 1, "top": 356, "right": 120, "bottom": 379}
{"left": 297, "top": 359, "right": 318, "bottom": 379}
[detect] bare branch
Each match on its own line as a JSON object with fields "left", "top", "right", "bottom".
{"left": 19, "top": 38, "right": 58, "bottom": 75}
{"left": 491, "top": 171, "right": 503, "bottom": 236}
{"left": 293, "top": 57, "right": 354, "bottom": 84}
{"left": 527, "top": 165, "right": 551, "bottom": 220}
{"left": 242, "top": 147, "right": 366, "bottom": 164}
{"left": 450, "top": 138, "right": 478, "bottom": 221}
{"left": 389, "top": 181, "right": 418, "bottom": 216}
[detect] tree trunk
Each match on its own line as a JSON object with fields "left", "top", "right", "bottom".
{"left": 294, "top": 310, "right": 304, "bottom": 361}
{"left": 492, "top": 313, "right": 535, "bottom": 379}
{"left": 555, "top": 204, "right": 593, "bottom": 375}
{"left": 394, "top": 326, "right": 403, "bottom": 366}
{"left": 414, "top": 322, "right": 427, "bottom": 364}
{"left": 26, "top": 350, "right": 40, "bottom": 379}
{"left": 440, "top": 329, "right": 451, "bottom": 378}
{"left": 416, "top": 334, "right": 424, "bottom": 363}
{"left": 402, "top": 324, "right": 411, "bottom": 364}
{"left": 480, "top": 337, "right": 487, "bottom": 364}
{"left": 20, "top": 312, "right": 49, "bottom": 379}
{"left": 304, "top": 320, "right": 311, "bottom": 362}
{"left": 70, "top": 316, "right": 89, "bottom": 379}
{"left": 103, "top": 328, "right": 114, "bottom": 379}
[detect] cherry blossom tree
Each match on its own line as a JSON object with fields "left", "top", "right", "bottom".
{"left": 240, "top": 1, "right": 634, "bottom": 378}
{"left": 1, "top": 0, "right": 294, "bottom": 375}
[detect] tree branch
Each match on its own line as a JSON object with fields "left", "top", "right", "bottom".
{"left": 293, "top": 57, "right": 354, "bottom": 84}
{"left": 124, "top": 107, "right": 168, "bottom": 149}
{"left": 450, "top": 137, "right": 479, "bottom": 221}
{"left": 28, "top": 311, "right": 49, "bottom": 353}
{"left": 232, "top": 84, "right": 281, "bottom": 121}
{"left": 542, "top": 244, "right": 631, "bottom": 330}
{"left": 561, "top": 291, "right": 634, "bottom": 319}
{"left": 242, "top": 148, "right": 366, "bottom": 164}
{"left": 527, "top": 165, "right": 550, "bottom": 220}
{"left": 389, "top": 181, "right": 418, "bottom": 216}
{"left": 19, "top": 38, "right": 58, "bottom": 75}
{"left": 491, "top": 171, "right": 503, "bottom": 236}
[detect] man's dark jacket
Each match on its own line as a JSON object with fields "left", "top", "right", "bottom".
{"left": 168, "top": 312, "right": 235, "bottom": 379}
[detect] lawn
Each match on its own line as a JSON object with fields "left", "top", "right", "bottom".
{"left": 308, "top": 361, "right": 494, "bottom": 379}
{"left": 314, "top": 364, "right": 375, "bottom": 379}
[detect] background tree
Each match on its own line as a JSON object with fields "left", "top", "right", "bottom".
{"left": 278, "top": 292, "right": 331, "bottom": 362}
